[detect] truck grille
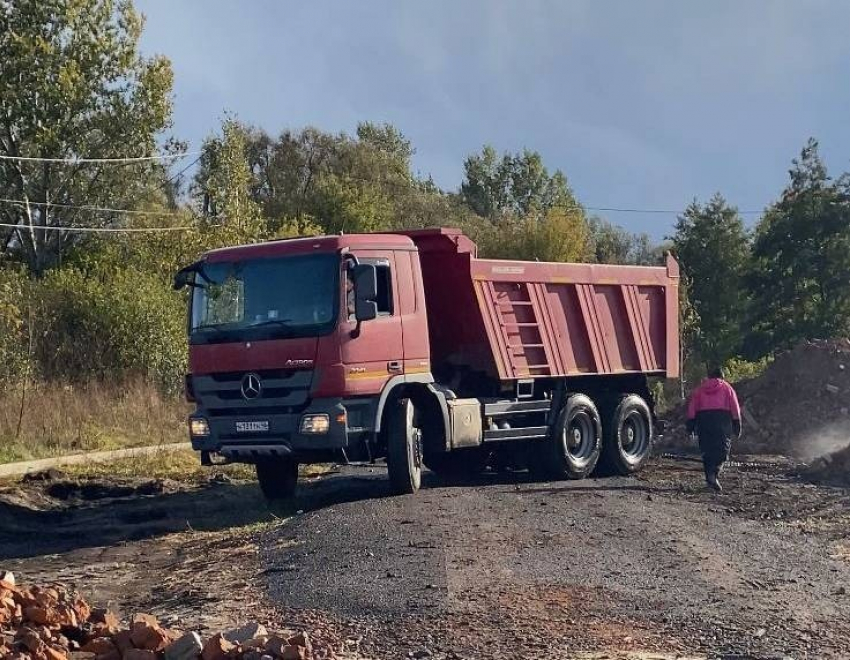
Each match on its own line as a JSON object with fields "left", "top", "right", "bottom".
{"left": 193, "top": 369, "right": 313, "bottom": 416}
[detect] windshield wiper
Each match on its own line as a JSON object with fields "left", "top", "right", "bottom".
{"left": 250, "top": 319, "right": 294, "bottom": 327}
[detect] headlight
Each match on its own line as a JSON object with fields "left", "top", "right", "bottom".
{"left": 300, "top": 414, "right": 330, "bottom": 434}
{"left": 189, "top": 417, "right": 210, "bottom": 437}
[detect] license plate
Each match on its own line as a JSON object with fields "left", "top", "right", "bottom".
{"left": 235, "top": 421, "right": 269, "bottom": 433}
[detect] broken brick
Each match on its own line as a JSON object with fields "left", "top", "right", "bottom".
{"left": 89, "top": 610, "right": 120, "bottom": 630}
{"left": 201, "top": 633, "right": 234, "bottom": 660}
{"left": 80, "top": 637, "right": 117, "bottom": 656}
{"left": 112, "top": 630, "right": 134, "bottom": 655}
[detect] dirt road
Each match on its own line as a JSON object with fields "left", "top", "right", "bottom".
{"left": 2, "top": 457, "right": 850, "bottom": 659}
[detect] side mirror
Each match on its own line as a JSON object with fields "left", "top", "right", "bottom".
{"left": 173, "top": 264, "right": 196, "bottom": 291}
{"left": 353, "top": 264, "right": 378, "bottom": 322}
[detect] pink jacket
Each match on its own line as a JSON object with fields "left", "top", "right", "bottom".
{"left": 687, "top": 378, "right": 741, "bottom": 420}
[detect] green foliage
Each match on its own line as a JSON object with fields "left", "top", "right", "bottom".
{"left": 0, "top": 268, "right": 28, "bottom": 386}
{"left": 746, "top": 139, "right": 850, "bottom": 357}
{"left": 0, "top": 0, "right": 176, "bottom": 274}
{"left": 26, "top": 267, "right": 186, "bottom": 391}
{"left": 476, "top": 206, "right": 591, "bottom": 262}
{"left": 460, "top": 145, "right": 579, "bottom": 219}
{"left": 588, "top": 217, "right": 664, "bottom": 265}
{"left": 671, "top": 194, "right": 750, "bottom": 367}
{"left": 723, "top": 356, "right": 772, "bottom": 384}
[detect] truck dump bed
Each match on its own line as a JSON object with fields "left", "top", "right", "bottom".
{"left": 400, "top": 228, "right": 680, "bottom": 381}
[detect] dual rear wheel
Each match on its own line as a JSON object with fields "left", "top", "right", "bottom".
{"left": 383, "top": 391, "right": 655, "bottom": 496}
{"left": 531, "top": 392, "right": 654, "bottom": 480}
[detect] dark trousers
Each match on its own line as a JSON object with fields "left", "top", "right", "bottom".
{"left": 698, "top": 434, "right": 731, "bottom": 479}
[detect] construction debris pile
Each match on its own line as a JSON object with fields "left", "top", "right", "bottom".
{"left": 0, "top": 574, "right": 319, "bottom": 660}
{"left": 663, "top": 339, "right": 850, "bottom": 460}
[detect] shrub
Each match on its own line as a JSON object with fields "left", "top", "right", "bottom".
{"left": 27, "top": 267, "right": 187, "bottom": 392}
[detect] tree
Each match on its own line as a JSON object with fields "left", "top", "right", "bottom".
{"left": 460, "top": 146, "right": 579, "bottom": 219}
{"left": 588, "top": 218, "right": 663, "bottom": 265}
{"left": 747, "top": 139, "right": 850, "bottom": 355}
{"left": 478, "top": 206, "right": 590, "bottom": 262}
{"left": 196, "top": 118, "right": 261, "bottom": 229}
{"left": 671, "top": 193, "right": 749, "bottom": 366}
{"left": 0, "top": 0, "right": 176, "bottom": 275}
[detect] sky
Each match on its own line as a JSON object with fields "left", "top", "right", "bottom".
{"left": 135, "top": 0, "right": 850, "bottom": 239}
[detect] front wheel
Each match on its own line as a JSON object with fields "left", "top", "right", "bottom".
{"left": 531, "top": 393, "right": 602, "bottom": 480}
{"left": 385, "top": 399, "right": 423, "bottom": 494}
{"left": 601, "top": 394, "right": 654, "bottom": 475}
{"left": 256, "top": 457, "right": 299, "bottom": 500}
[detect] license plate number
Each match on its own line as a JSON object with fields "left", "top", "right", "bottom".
{"left": 235, "top": 421, "right": 269, "bottom": 433}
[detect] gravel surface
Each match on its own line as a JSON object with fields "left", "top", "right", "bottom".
{"left": 3, "top": 455, "right": 849, "bottom": 659}
{"left": 264, "top": 458, "right": 850, "bottom": 659}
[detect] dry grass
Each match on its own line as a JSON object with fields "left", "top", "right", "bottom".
{"left": 57, "top": 448, "right": 257, "bottom": 483}
{"left": 0, "top": 379, "right": 189, "bottom": 464}
{"left": 2, "top": 448, "right": 335, "bottom": 485}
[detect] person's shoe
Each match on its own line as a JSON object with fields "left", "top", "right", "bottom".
{"left": 706, "top": 474, "right": 722, "bottom": 492}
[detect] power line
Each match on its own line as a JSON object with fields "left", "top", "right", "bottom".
{"left": 0, "top": 151, "right": 201, "bottom": 164}
{"left": 0, "top": 222, "right": 191, "bottom": 234}
{"left": 0, "top": 197, "right": 182, "bottom": 217}
{"left": 585, "top": 205, "right": 764, "bottom": 216}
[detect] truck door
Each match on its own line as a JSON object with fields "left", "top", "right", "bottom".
{"left": 340, "top": 251, "right": 405, "bottom": 395}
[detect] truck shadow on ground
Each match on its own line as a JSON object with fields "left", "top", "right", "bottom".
{"left": 0, "top": 464, "right": 691, "bottom": 560}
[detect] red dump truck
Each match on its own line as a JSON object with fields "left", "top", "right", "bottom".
{"left": 174, "top": 228, "right": 680, "bottom": 498}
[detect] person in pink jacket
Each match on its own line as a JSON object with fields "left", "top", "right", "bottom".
{"left": 686, "top": 366, "right": 742, "bottom": 492}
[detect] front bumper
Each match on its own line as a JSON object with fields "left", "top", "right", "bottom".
{"left": 189, "top": 397, "right": 375, "bottom": 463}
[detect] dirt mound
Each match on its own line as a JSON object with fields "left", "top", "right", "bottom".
{"left": 803, "top": 443, "right": 850, "bottom": 485}
{"left": 662, "top": 339, "right": 850, "bottom": 459}
{"left": 0, "top": 574, "right": 328, "bottom": 660}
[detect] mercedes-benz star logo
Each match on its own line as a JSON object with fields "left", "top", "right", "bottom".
{"left": 240, "top": 373, "right": 262, "bottom": 400}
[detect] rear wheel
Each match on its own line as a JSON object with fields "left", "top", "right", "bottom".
{"left": 386, "top": 399, "right": 423, "bottom": 494}
{"left": 531, "top": 393, "right": 602, "bottom": 480}
{"left": 601, "top": 394, "right": 653, "bottom": 475}
{"left": 255, "top": 457, "right": 299, "bottom": 500}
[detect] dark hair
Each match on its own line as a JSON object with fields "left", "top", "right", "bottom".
{"left": 708, "top": 365, "right": 724, "bottom": 379}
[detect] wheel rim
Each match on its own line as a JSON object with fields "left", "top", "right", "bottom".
{"left": 406, "top": 402, "right": 423, "bottom": 475}
{"left": 621, "top": 410, "right": 649, "bottom": 461}
{"left": 564, "top": 410, "right": 596, "bottom": 466}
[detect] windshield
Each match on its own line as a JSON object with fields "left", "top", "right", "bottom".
{"left": 190, "top": 253, "right": 339, "bottom": 342}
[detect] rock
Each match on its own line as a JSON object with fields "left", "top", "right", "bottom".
{"left": 131, "top": 614, "right": 159, "bottom": 628}
{"left": 43, "top": 645, "right": 69, "bottom": 660}
{"left": 413, "top": 649, "right": 432, "bottom": 658}
{"left": 755, "top": 627, "right": 767, "bottom": 638}
{"left": 80, "top": 637, "right": 118, "bottom": 656}
{"left": 1, "top": 571, "right": 15, "bottom": 586}
{"left": 123, "top": 651, "right": 158, "bottom": 660}
{"left": 280, "top": 645, "right": 307, "bottom": 660}
{"left": 224, "top": 622, "right": 268, "bottom": 645}
{"left": 286, "top": 633, "right": 310, "bottom": 649}
{"left": 89, "top": 609, "right": 119, "bottom": 629}
{"left": 68, "top": 653, "right": 96, "bottom": 660}
{"left": 112, "top": 630, "right": 134, "bottom": 654}
{"left": 201, "top": 633, "right": 234, "bottom": 660}
{"left": 129, "top": 619, "right": 170, "bottom": 652}
{"left": 264, "top": 636, "right": 289, "bottom": 657}
{"left": 164, "top": 632, "right": 203, "bottom": 660}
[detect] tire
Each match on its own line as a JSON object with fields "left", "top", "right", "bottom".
{"left": 386, "top": 398, "right": 423, "bottom": 494}
{"left": 530, "top": 393, "right": 602, "bottom": 480}
{"left": 601, "top": 394, "right": 654, "bottom": 475}
{"left": 255, "top": 458, "right": 299, "bottom": 500}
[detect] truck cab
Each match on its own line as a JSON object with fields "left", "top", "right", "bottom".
{"left": 175, "top": 233, "right": 434, "bottom": 498}
{"left": 175, "top": 228, "right": 679, "bottom": 499}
